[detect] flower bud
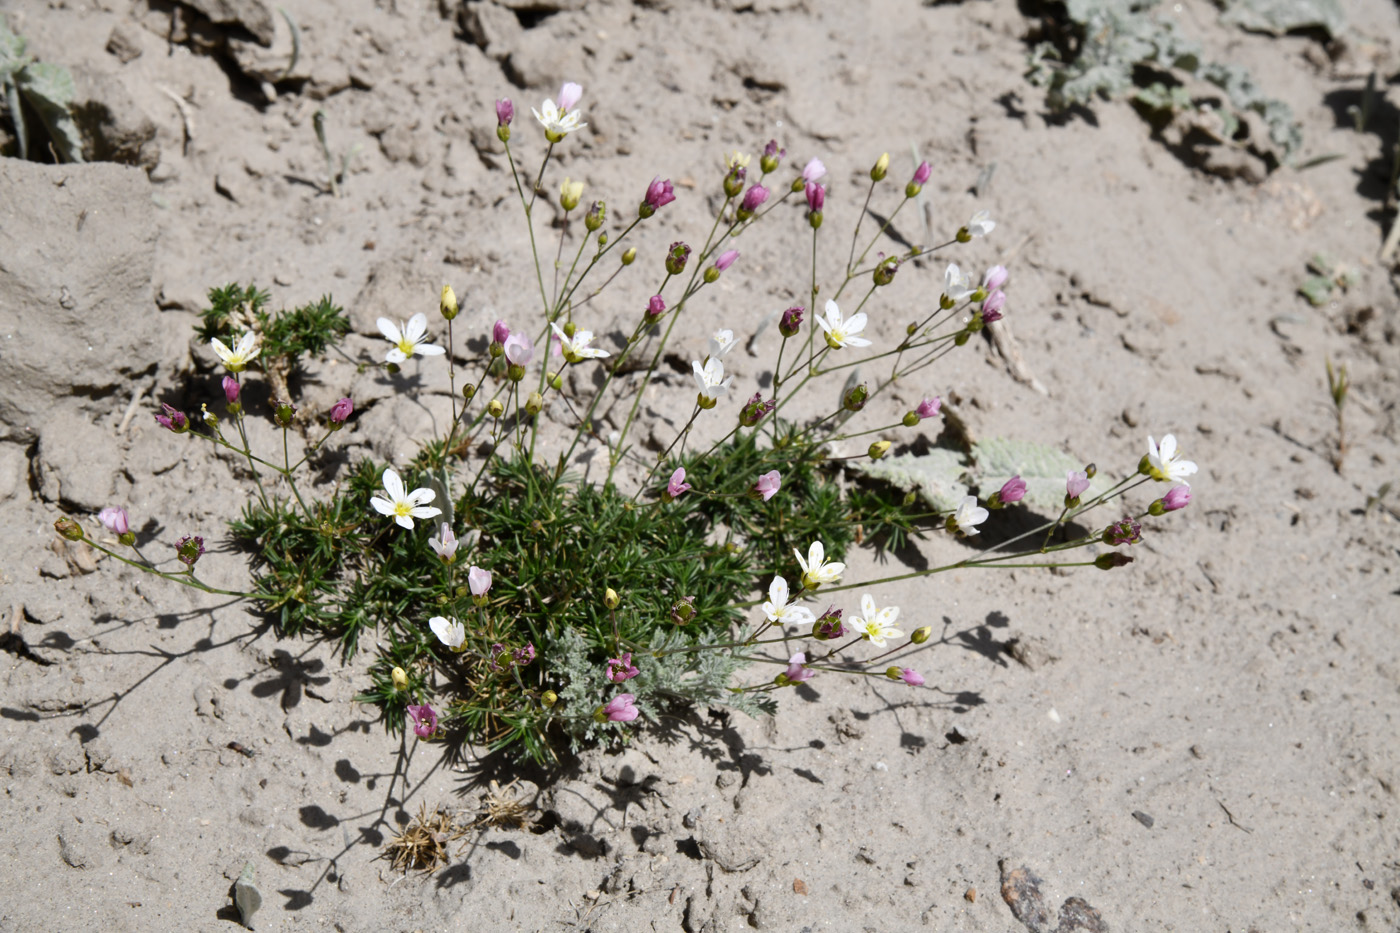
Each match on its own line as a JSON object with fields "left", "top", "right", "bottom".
{"left": 495, "top": 98, "right": 513, "bottom": 128}
{"left": 873, "top": 256, "right": 900, "bottom": 287}
{"left": 647, "top": 295, "right": 666, "bottom": 318}
{"left": 329, "top": 396, "right": 353, "bottom": 428}
{"left": 703, "top": 266, "right": 720, "bottom": 284}
{"left": 622, "top": 247, "right": 637, "bottom": 266}
{"left": 597, "top": 232, "right": 608, "bottom": 247}
{"left": 640, "top": 177, "right": 675, "bottom": 218}
{"left": 155, "top": 403, "right": 189, "bottom": 434}
{"left": 525, "top": 392, "right": 543, "bottom": 415}
{"left": 391, "top": 666, "right": 409, "bottom": 691}
{"left": 736, "top": 184, "right": 769, "bottom": 220}
{"left": 547, "top": 371, "right": 563, "bottom": 391}
{"left": 1101, "top": 517, "right": 1142, "bottom": 546}
{"left": 541, "top": 690, "right": 558, "bottom": 708}
{"left": 902, "top": 411, "right": 920, "bottom": 428}
{"left": 176, "top": 534, "right": 205, "bottom": 567}
{"left": 1095, "top": 552, "right": 1135, "bottom": 571}
{"left": 696, "top": 392, "right": 718, "bottom": 411}
{"left": 868, "top": 440, "right": 891, "bottom": 460}
{"left": 886, "top": 666, "right": 905, "bottom": 681}
{"left": 760, "top": 139, "right": 784, "bottom": 174}
{"left": 666, "top": 242, "right": 690, "bottom": 276}
{"left": 911, "top": 626, "right": 932, "bottom": 644}
{"left": 54, "top": 517, "right": 84, "bottom": 541}
{"left": 779, "top": 306, "right": 804, "bottom": 338}
{"left": 902, "top": 490, "right": 918, "bottom": 507}
{"left": 274, "top": 400, "right": 296, "bottom": 427}
{"left": 813, "top": 607, "right": 845, "bottom": 640}
{"left": 843, "top": 384, "right": 868, "bottom": 412}
{"left": 559, "top": 177, "right": 584, "bottom": 212}
{"left": 738, "top": 392, "right": 774, "bottom": 427}
{"left": 723, "top": 167, "right": 745, "bottom": 198}
{"left": 671, "top": 596, "right": 697, "bottom": 624}
{"left": 906, "top": 160, "right": 931, "bottom": 198}
{"left": 871, "top": 152, "right": 890, "bottom": 181}
{"left": 604, "top": 587, "right": 620, "bottom": 610}
{"left": 715, "top": 249, "right": 739, "bottom": 272}
{"left": 440, "top": 284, "right": 459, "bottom": 320}
{"left": 585, "top": 200, "right": 605, "bottom": 231}
{"left": 507, "top": 363, "right": 526, "bottom": 383}
{"left": 222, "top": 376, "right": 241, "bottom": 407}
{"left": 462, "top": 384, "right": 476, "bottom": 401}
{"left": 488, "top": 399, "right": 504, "bottom": 418}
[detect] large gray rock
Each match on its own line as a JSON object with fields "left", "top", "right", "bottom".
{"left": 181, "top": 0, "right": 276, "bottom": 45}
{"left": 0, "top": 161, "right": 162, "bottom": 444}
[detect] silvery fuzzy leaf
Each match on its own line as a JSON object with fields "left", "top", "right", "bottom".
{"left": 848, "top": 448, "right": 969, "bottom": 512}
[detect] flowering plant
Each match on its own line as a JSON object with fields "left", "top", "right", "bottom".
{"left": 54, "top": 82, "right": 1198, "bottom": 764}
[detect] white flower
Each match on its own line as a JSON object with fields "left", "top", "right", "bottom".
{"left": 762, "top": 575, "right": 816, "bottom": 628}
{"left": 708, "top": 328, "right": 738, "bottom": 359}
{"left": 532, "top": 91, "right": 586, "bottom": 141}
{"left": 692, "top": 358, "right": 734, "bottom": 401}
{"left": 550, "top": 323, "right": 610, "bottom": 363}
{"left": 814, "top": 299, "right": 871, "bottom": 350}
{"left": 1146, "top": 434, "right": 1197, "bottom": 484}
{"left": 953, "top": 495, "right": 990, "bottom": 535}
{"left": 851, "top": 594, "right": 903, "bottom": 647}
{"left": 943, "top": 263, "right": 975, "bottom": 301}
{"left": 378, "top": 313, "right": 446, "bottom": 364}
{"left": 428, "top": 523, "right": 458, "bottom": 562}
{"left": 794, "top": 540, "right": 845, "bottom": 590}
{"left": 965, "top": 210, "right": 995, "bottom": 237}
{"left": 370, "top": 467, "right": 442, "bottom": 530}
{"left": 429, "top": 615, "right": 465, "bottom": 651}
{"left": 210, "top": 332, "right": 260, "bottom": 373}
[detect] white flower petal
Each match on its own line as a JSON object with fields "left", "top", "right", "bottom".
{"left": 385, "top": 348, "right": 408, "bottom": 364}
{"left": 410, "top": 505, "right": 443, "bottom": 520}
{"left": 405, "top": 313, "right": 428, "bottom": 342}
{"left": 377, "top": 317, "right": 403, "bottom": 343}
{"left": 415, "top": 343, "right": 446, "bottom": 356}
{"left": 370, "top": 496, "right": 396, "bottom": 516}
{"left": 395, "top": 514, "right": 414, "bottom": 530}
{"left": 382, "top": 468, "right": 405, "bottom": 502}
{"left": 210, "top": 337, "right": 233, "bottom": 362}
{"left": 769, "top": 575, "right": 788, "bottom": 607}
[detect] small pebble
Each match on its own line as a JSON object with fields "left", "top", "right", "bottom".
{"left": 793, "top": 879, "right": 808, "bottom": 895}
{"left": 965, "top": 886, "right": 977, "bottom": 902}
{"left": 1132, "top": 810, "right": 1154, "bottom": 829}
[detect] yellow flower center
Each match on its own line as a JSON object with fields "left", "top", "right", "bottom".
{"left": 394, "top": 502, "right": 413, "bottom": 518}
{"left": 397, "top": 338, "right": 416, "bottom": 357}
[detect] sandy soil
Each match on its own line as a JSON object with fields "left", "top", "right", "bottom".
{"left": 2, "top": 0, "right": 1400, "bottom": 930}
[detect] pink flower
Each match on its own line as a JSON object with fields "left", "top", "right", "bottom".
{"left": 492, "top": 320, "right": 511, "bottom": 345}
{"left": 784, "top": 652, "right": 815, "bottom": 683}
{"left": 155, "top": 403, "right": 188, "bottom": 433}
{"left": 329, "top": 396, "right": 354, "bottom": 424}
{"left": 1162, "top": 485, "right": 1191, "bottom": 511}
{"left": 222, "top": 376, "right": 240, "bottom": 405}
{"left": 98, "top": 506, "right": 130, "bottom": 536}
{"left": 779, "top": 305, "right": 804, "bottom": 338}
{"left": 754, "top": 470, "right": 781, "bottom": 502}
{"left": 999, "top": 475, "right": 1027, "bottom": 505}
{"left": 981, "top": 289, "right": 1006, "bottom": 324}
{"left": 1066, "top": 470, "right": 1090, "bottom": 500}
{"left": 715, "top": 249, "right": 740, "bottom": 272}
{"left": 916, "top": 397, "right": 941, "bottom": 419}
{"left": 666, "top": 467, "right": 691, "bottom": 500}
{"left": 642, "top": 176, "right": 675, "bottom": 216}
{"left": 983, "top": 264, "right": 1009, "bottom": 291}
{"left": 513, "top": 643, "right": 535, "bottom": 666}
{"left": 805, "top": 181, "right": 825, "bottom": 213}
{"left": 911, "top": 160, "right": 931, "bottom": 185}
{"left": 407, "top": 704, "right": 438, "bottom": 738}
{"left": 606, "top": 652, "right": 639, "bottom": 683}
{"left": 602, "top": 693, "right": 639, "bottom": 722}
{"left": 556, "top": 81, "right": 582, "bottom": 112}
{"left": 468, "top": 565, "right": 493, "bottom": 599}
{"left": 802, "top": 158, "right": 826, "bottom": 183}
{"left": 740, "top": 184, "right": 769, "bottom": 213}
{"left": 900, "top": 668, "right": 925, "bottom": 687}
{"left": 504, "top": 331, "right": 533, "bottom": 366}
{"left": 647, "top": 295, "right": 667, "bottom": 318}
{"left": 813, "top": 607, "right": 845, "bottom": 640}
{"left": 495, "top": 98, "right": 514, "bottom": 126}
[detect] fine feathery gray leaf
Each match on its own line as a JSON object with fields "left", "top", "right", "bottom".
{"left": 15, "top": 61, "right": 84, "bottom": 163}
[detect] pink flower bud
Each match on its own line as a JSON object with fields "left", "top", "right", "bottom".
{"left": 1162, "top": 485, "right": 1191, "bottom": 511}
{"left": 740, "top": 184, "right": 769, "bottom": 213}
{"left": 999, "top": 475, "right": 1027, "bottom": 505}
{"left": 329, "top": 397, "right": 354, "bottom": 424}
{"left": 468, "top": 565, "right": 493, "bottom": 598}
{"left": 155, "top": 403, "right": 188, "bottom": 433}
{"left": 779, "top": 305, "right": 804, "bottom": 338}
{"left": 805, "top": 182, "right": 825, "bottom": 213}
{"left": 900, "top": 668, "right": 925, "bottom": 687}
{"left": 715, "top": 249, "right": 739, "bottom": 272}
{"left": 222, "top": 376, "right": 241, "bottom": 405}
{"left": 642, "top": 176, "right": 675, "bottom": 215}
{"left": 763, "top": 139, "right": 784, "bottom": 159}
{"left": 666, "top": 467, "right": 691, "bottom": 500}
{"left": 916, "top": 397, "right": 941, "bottom": 419}
{"left": 602, "top": 693, "right": 639, "bottom": 722}
{"left": 981, "top": 289, "right": 1006, "bottom": 323}
{"left": 176, "top": 534, "right": 205, "bottom": 567}
{"left": 504, "top": 331, "right": 533, "bottom": 366}
{"left": 647, "top": 295, "right": 667, "bottom": 318}
{"left": 556, "top": 82, "right": 582, "bottom": 112}
{"left": 1066, "top": 470, "right": 1090, "bottom": 500}
{"left": 802, "top": 158, "right": 826, "bottom": 183}
{"left": 983, "top": 264, "right": 1009, "bottom": 291}
{"left": 754, "top": 470, "right": 781, "bottom": 502}
{"left": 493, "top": 320, "right": 510, "bottom": 344}
{"left": 911, "top": 160, "right": 931, "bottom": 185}
{"left": 407, "top": 703, "right": 438, "bottom": 738}
{"left": 98, "top": 506, "right": 130, "bottom": 536}
{"left": 784, "top": 652, "right": 815, "bottom": 683}
{"left": 495, "top": 98, "right": 514, "bottom": 126}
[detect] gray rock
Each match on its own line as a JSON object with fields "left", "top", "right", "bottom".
{"left": 182, "top": 0, "right": 276, "bottom": 45}
{"left": 0, "top": 161, "right": 160, "bottom": 445}
{"left": 228, "top": 8, "right": 308, "bottom": 84}
{"left": 695, "top": 818, "right": 760, "bottom": 873}
{"left": 461, "top": 1, "right": 524, "bottom": 58}
{"left": 58, "top": 830, "right": 104, "bottom": 870}
{"left": 36, "top": 415, "right": 118, "bottom": 510}
{"left": 71, "top": 67, "right": 160, "bottom": 170}
{"left": 106, "top": 23, "right": 145, "bottom": 63}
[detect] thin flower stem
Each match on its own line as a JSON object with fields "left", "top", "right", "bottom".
{"left": 282, "top": 424, "right": 310, "bottom": 514}
{"left": 845, "top": 178, "right": 877, "bottom": 278}
{"left": 85, "top": 537, "right": 261, "bottom": 599}
{"left": 632, "top": 405, "right": 700, "bottom": 503}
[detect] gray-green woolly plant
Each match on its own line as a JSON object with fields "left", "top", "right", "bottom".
{"left": 0, "top": 16, "right": 84, "bottom": 163}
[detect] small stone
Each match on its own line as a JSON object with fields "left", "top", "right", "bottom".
{"left": 792, "top": 878, "right": 808, "bottom": 895}
{"left": 682, "top": 808, "right": 701, "bottom": 829}
{"left": 965, "top": 886, "right": 976, "bottom": 902}
{"left": 1132, "top": 810, "right": 1154, "bottom": 829}
{"left": 106, "top": 23, "right": 144, "bottom": 63}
